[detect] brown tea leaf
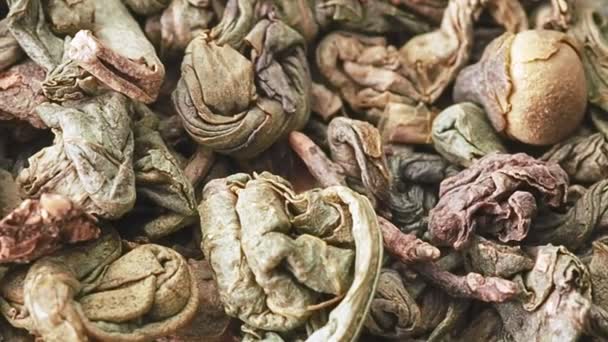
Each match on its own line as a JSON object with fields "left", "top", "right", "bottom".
{"left": 0, "top": 194, "right": 100, "bottom": 264}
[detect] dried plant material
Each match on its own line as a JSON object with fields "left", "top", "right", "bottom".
{"left": 590, "top": 239, "right": 608, "bottom": 310}
{"left": 378, "top": 216, "right": 439, "bottom": 263}
{"left": 289, "top": 130, "right": 347, "bottom": 188}
{"left": 364, "top": 269, "right": 422, "bottom": 338}
{"left": 44, "top": 0, "right": 94, "bottom": 35}
{"left": 0, "top": 60, "right": 46, "bottom": 128}
{"left": 0, "top": 229, "right": 199, "bottom": 341}
{"left": 148, "top": 0, "right": 224, "bottom": 60}
{"left": 17, "top": 92, "right": 136, "bottom": 220}
{"left": 269, "top": 0, "right": 431, "bottom": 43}
{"left": 199, "top": 172, "right": 382, "bottom": 340}
{"left": 495, "top": 245, "right": 594, "bottom": 341}
{"left": 485, "top": 0, "right": 528, "bottom": 33}
{"left": 0, "top": 19, "right": 24, "bottom": 71}
{"left": 61, "top": 0, "right": 165, "bottom": 103}
{"left": 530, "top": 179, "right": 608, "bottom": 251}
{"left": 537, "top": 0, "right": 608, "bottom": 113}
{"left": 310, "top": 82, "right": 342, "bottom": 121}
{"left": 6, "top": 0, "right": 64, "bottom": 71}
{"left": 429, "top": 153, "right": 569, "bottom": 250}
{"left": 411, "top": 262, "right": 519, "bottom": 303}
{"left": 0, "top": 316, "right": 32, "bottom": 342}
{"left": 541, "top": 129, "right": 608, "bottom": 184}
{"left": 432, "top": 102, "right": 506, "bottom": 167}
{"left": 131, "top": 103, "right": 197, "bottom": 239}
{"left": 0, "top": 169, "right": 21, "bottom": 218}
{"left": 123, "top": 0, "right": 171, "bottom": 15}
{"left": 0, "top": 194, "right": 99, "bottom": 264}
{"left": 454, "top": 30, "right": 587, "bottom": 145}
{"left": 328, "top": 117, "right": 391, "bottom": 204}
{"left": 465, "top": 237, "right": 534, "bottom": 278}
{"left": 152, "top": 259, "right": 231, "bottom": 341}
{"left": 390, "top": 0, "right": 447, "bottom": 24}
{"left": 451, "top": 308, "right": 504, "bottom": 341}
{"left": 377, "top": 102, "right": 437, "bottom": 144}
{"left": 172, "top": 2, "right": 311, "bottom": 159}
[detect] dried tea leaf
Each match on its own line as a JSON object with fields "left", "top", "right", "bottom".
{"left": 0, "top": 194, "right": 100, "bottom": 264}
{"left": 1, "top": 229, "right": 199, "bottom": 341}
{"left": 0, "top": 60, "right": 47, "bottom": 129}
{"left": 62, "top": 0, "right": 165, "bottom": 103}
{"left": 44, "top": 0, "right": 95, "bottom": 35}
{"left": 0, "top": 19, "right": 24, "bottom": 71}
{"left": 496, "top": 245, "right": 593, "bottom": 342}
{"left": 0, "top": 316, "right": 32, "bottom": 342}
{"left": 465, "top": 236, "right": 534, "bottom": 278}
{"left": 590, "top": 239, "right": 608, "bottom": 310}
{"left": 364, "top": 269, "right": 421, "bottom": 339}
{"left": 148, "top": 0, "right": 224, "bottom": 60}
{"left": 6, "top": 0, "right": 64, "bottom": 71}
{"left": 173, "top": 3, "right": 311, "bottom": 159}
{"left": 390, "top": 0, "right": 447, "bottom": 24}
{"left": 377, "top": 102, "right": 437, "bottom": 145}
{"left": 453, "top": 30, "right": 587, "bottom": 145}
{"left": 0, "top": 169, "right": 20, "bottom": 218}
{"left": 199, "top": 172, "right": 382, "bottom": 340}
{"left": 17, "top": 92, "right": 136, "bottom": 220}
{"left": 132, "top": 103, "right": 197, "bottom": 239}
{"left": 429, "top": 153, "right": 568, "bottom": 250}
{"left": 432, "top": 102, "right": 506, "bottom": 167}
{"left": 328, "top": 117, "right": 390, "bottom": 204}
{"left": 530, "top": 179, "right": 608, "bottom": 251}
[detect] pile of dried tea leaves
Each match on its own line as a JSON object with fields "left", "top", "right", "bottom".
{"left": 1, "top": 0, "right": 608, "bottom": 341}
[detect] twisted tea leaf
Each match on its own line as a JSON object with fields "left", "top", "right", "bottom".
{"left": 200, "top": 172, "right": 382, "bottom": 340}
{"left": 6, "top": 0, "right": 64, "bottom": 71}
{"left": 17, "top": 92, "right": 136, "bottom": 220}
{"left": 0, "top": 193, "right": 100, "bottom": 264}
{"left": 150, "top": 0, "right": 224, "bottom": 60}
{"left": 453, "top": 30, "right": 587, "bottom": 145}
{"left": 173, "top": 13, "right": 311, "bottom": 159}
{"left": 495, "top": 245, "right": 593, "bottom": 342}
{"left": 590, "top": 239, "right": 608, "bottom": 310}
{"left": 61, "top": 0, "right": 165, "bottom": 103}
{"left": 364, "top": 269, "right": 421, "bottom": 339}
{"left": 377, "top": 102, "right": 437, "bottom": 145}
{"left": 530, "top": 179, "right": 608, "bottom": 251}
{"left": 465, "top": 236, "right": 534, "bottom": 279}
{"left": 429, "top": 153, "right": 569, "bottom": 250}
{"left": 0, "top": 19, "right": 24, "bottom": 71}
{"left": 541, "top": 129, "right": 608, "bottom": 184}
{"left": 390, "top": 0, "right": 447, "bottom": 24}
{"left": 0, "top": 60, "right": 46, "bottom": 128}
{"left": 44, "top": 0, "right": 94, "bottom": 35}
{"left": 432, "top": 102, "right": 506, "bottom": 167}
{"left": 328, "top": 117, "right": 390, "bottom": 205}
{"left": 132, "top": 103, "right": 197, "bottom": 239}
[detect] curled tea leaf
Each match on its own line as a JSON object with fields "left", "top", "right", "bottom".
{"left": 17, "top": 92, "right": 136, "bottom": 220}
{"left": 0, "top": 194, "right": 100, "bottom": 264}
{"left": 62, "top": 0, "right": 166, "bottom": 103}
{"left": 172, "top": 11, "right": 311, "bottom": 159}
{"left": 377, "top": 102, "right": 437, "bottom": 145}
{"left": 432, "top": 102, "right": 506, "bottom": 167}
{"left": 0, "top": 19, "right": 24, "bottom": 71}
{"left": 454, "top": 30, "right": 587, "bottom": 145}
{"left": 429, "top": 153, "right": 568, "bottom": 250}
{"left": 0, "top": 60, "right": 46, "bottom": 128}
{"left": 45, "top": 0, "right": 95, "bottom": 35}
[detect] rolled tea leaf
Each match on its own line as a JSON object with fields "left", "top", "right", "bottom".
{"left": 199, "top": 172, "right": 382, "bottom": 340}
{"left": 153, "top": 0, "right": 224, "bottom": 60}
{"left": 541, "top": 129, "right": 608, "bottom": 184}
{"left": 328, "top": 117, "right": 391, "bottom": 204}
{"left": 172, "top": 6, "right": 311, "bottom": 159}
{"left": 377, "top": 102, "right": 437, "bottom": 145}
{"left": 432, "top": 102, "right": 506, "bottom": 167}
{"left": 6, "top": 0, "right": 64, "bottom": 71}
{"left": 364, "top": 269, "right": 421, "bottom": 339}
{"left": 529, "top": 179, "right": 608, "bottom": 251}
{"left": 17, "top": 92, "right": 136, "bottom": 220}
{"left": 0, "top": 60, "right": 47, "bottom": 128}
{"left": 0, "top": 19, "right": 24, "bottom": 71}
{"left": 8, "top": 229, "right": 200, "bottom": 341}
{"left": 123, "top": 0, "right": 171, "bottom": 16}
{"left": 62, "top": 0, "right": 165, "bottom": 103}
{"left": 45, "top": 0, "right": 95, "bottom": 35}
{"left": 132, "top": 103, "right": 197, "bottom": 239}
{"left": 429, "top": 153, "right": 569, "bottom": 250}
{"left": 495, "top": 245, "right": 593, "bottom": 342}
{"left": 0, "top": 194, "right": 100, "bottom": 264}
{"left": 453, "top": 30, "right": 587, "bottom": 145}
